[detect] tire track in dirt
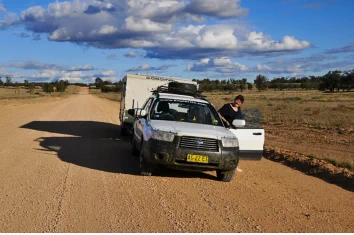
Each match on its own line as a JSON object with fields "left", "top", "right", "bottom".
{"left": 49, "top": 164, "right": 72, "bottom": 232}
{"left": 99, "top": 173, "right": 114, "bottom": 232}
{"left": 0, "top": 98, "right": 79, "bottom": 232}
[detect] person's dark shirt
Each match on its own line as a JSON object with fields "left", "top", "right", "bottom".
{"left": 218, "top": 103, "right": 243, "bottom": 125}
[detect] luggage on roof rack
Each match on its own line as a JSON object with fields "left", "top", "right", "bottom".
{"left": 167, "top": 82, "right": 197, "bottom": 96}
{"left": 152, "top": 82, "right": 204, "bottom": 98}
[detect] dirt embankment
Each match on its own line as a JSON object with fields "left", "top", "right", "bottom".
{"left": 0, "top": 89, "right": 353, "bottom": 232}
{"left": 263, "top": 146, "right": 354, "bottom": 192}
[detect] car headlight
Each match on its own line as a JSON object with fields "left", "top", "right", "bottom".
{"left": 151, "top": 130, "right": 175, "bottom": 142}
{"left": 221, "top": 137, "right": 238, "bottom": 147}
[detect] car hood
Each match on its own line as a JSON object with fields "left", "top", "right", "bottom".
{"left": 150, "top": 120, "right": 235, "bottom": 139}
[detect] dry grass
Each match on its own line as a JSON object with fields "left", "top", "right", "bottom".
{"left": 0, "top": 85, "right": 81, "bottom": 107}
{"left": 206, "top": 89, "right": 354, "bottom": 171}
{"left": 0, "top": 85, "right": 80, "bottom": 100}
{"left": 206, "top": 90, "right": 354, "bottom": 130}
{"left": 89, "top": 88, "right": 121, "bottom": 102}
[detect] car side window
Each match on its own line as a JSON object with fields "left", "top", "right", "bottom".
{"left": 143, "top": 98, "right": 153, "bottom": 112}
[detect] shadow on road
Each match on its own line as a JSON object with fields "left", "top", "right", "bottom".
{"left": 21, "top": 121, "right": 216, "bottom": 180}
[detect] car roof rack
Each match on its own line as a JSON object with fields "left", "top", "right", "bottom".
{"left": 151, "top": 82, "right": 207, "bottom": 100}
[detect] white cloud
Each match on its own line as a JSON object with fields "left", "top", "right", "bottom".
{"left": 256, "top": 64, "right": 272, "bottom": 71}
{"left": 0, "top": 68, "right": 24, "bottom": 79}
{"left": 124, "top": 51, "right": 137, "bottom": 57}
{"left": 252, "top": 54, "right": 351, "bottom": 75}
{"left": 98, "top": 25, "right": 118, "bottom": 35}
{"left": 128, "top": 64, "right": 151, "bottom": 71}
{"left": 124, "top": 16, "right": 171, "bottom": 32}
{"left": 185, "top": 0, "right": 248, "bottom": 18}
{"left": 240, "top": 32, "right": 311, "bottom": 52}
{"left": 0, "top": 0, "right": 311, "bottom": 59}
{"left": 194, "top": 26, "right": 238, "bottom": 49}
{"left": 31, "top": 69, "right": 62, "bottom": 79}
{"left": 0, "top": 2, "right": 6, "bottom": 13}
{"left": 187, "top": 57, "right": 248, "bottom": 73}
{"left": 127, "top": 63, "right": 176, "bottom": 72}
{"left": 4, "top": 60, "right": 65, "bottom": 70}
{"left": 70, "top": 65, "right": 94, "bottom": 71}
{"left": 29, "top": 68, "right": 115, "bottom": 83}
{"left": 101, "top": 70, "right": 115, "bottom": 77}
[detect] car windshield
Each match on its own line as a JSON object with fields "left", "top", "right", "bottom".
{"left": 150, "top": 98, "right": 223, "bottom": 126}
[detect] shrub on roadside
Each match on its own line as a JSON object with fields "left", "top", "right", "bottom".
{"left": 101, "top": 85, "right": 121, "bottom": 93}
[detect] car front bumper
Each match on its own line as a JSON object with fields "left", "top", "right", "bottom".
{"left": 143, "top": 137, "right": 239, "bottom": 172}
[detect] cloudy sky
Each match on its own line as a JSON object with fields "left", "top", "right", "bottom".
{"left": 0, "top": 0, "right": 353, "bottom": 83}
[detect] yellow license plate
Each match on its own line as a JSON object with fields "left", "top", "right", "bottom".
{"left": 186, "top": 154, "right": 208, "bottom": 163}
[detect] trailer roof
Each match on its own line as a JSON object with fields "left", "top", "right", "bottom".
{"left": 126, "top": 73, "right": 197, "bottom": 84}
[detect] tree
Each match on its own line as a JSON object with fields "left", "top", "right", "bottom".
{"left": 95, "top": 77, "right": 103, "bottom": 89}
{"left": 247, "top": 83, "right": 253, "bottom": 90}
{"left": 28, "top": 83, "right": 35, "bottom": 94}
{"left": 0, "top": 77, "right": 3, "bottom": 86}
{"left": 321, "top": 70, "right": 341, "bottom": 92}
{"left": 24, "top": 80, "right": 29, "bottom": 88}
{"left": 5, "top": 76, "right": 12, "bottom": 86}
{"left": 103, "top": 80, "right": 112, "bottom": 86}
{"left": 254, "top": 74, "right": 268, "bottom": 91}
{"left": 239, "top": 83, "right": 245, "bottom": 92}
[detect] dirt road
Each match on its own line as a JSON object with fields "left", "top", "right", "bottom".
{"left": 0, "top": 88, "right": 353, "bottom": 232}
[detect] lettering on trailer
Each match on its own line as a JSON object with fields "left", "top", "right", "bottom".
{"left": 146, "top": 76, "right": 176, "bottom": 82}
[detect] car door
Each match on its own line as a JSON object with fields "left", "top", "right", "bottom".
{"left": 135, "top": 98, "right": 154, "bottom": 145}
{"left": 228, "top": 128, "right": 264, "bottom": 160}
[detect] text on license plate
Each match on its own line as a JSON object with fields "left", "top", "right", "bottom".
{"left": 186, "top": 154, "right": 208, "bottom": 163}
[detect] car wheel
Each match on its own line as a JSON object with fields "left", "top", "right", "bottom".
{"left": 216, "top": 170, "right": 235, "bottom": 182}
{"left": 131, "top": 137, "right": 139, "bottom": 158}
{"left": 120, "top": 127, "right": 127, "bottom": 136}
{"left": 139, "top": 142, "right": 153, "bottom": 176}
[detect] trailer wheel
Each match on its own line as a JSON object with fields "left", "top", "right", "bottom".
{"left": 216, "top": 170, "right": 235, "bottom": 182}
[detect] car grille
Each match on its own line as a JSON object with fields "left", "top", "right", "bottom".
{"left": 179, "top": 136, "right": 219, "bottom": 152}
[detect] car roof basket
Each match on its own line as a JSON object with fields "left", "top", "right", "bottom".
{"left": 151, "top": 82, "right": 207, "bottom": 99}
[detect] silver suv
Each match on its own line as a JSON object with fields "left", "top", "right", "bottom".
{"left": 129, "top": 92, "right": 240, "bottom": 182}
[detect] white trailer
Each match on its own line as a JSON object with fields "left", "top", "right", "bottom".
{"left": 119, "top": 73, "right": 197, "bottom": 135}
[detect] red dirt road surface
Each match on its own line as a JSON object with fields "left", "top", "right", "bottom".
{"left": 0, "top": 88, "right": 353, "bottom": 232}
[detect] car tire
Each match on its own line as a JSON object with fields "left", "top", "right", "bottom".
{"left": 131, "top": 137, "right": 139, "bottom": 158}
{"left": 120, "top": 127, "right": 127, "bottom": 136}
{"left": 139, "top": 141, "right": 153, "bottom": 176}
{"left": 216, "top": 170, "right": 235, "bottom": 182}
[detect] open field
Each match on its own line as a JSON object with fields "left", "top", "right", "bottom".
{"left": 89, "top": 88, "right": 121, "bottom": 102}
{"left": 0, "top": 85, "right": 81, "bottom": 107}
{"left": 0, "top": 87, "right": 353, "bottom": 232}
{"left": 206, "top": 90, "right": 354, "bottom": 169}
{"left": 207, "top": 90, "right": 354, "bottom": 130}
{"left": 0, "top": 85, "right": 80, "bottom": 99}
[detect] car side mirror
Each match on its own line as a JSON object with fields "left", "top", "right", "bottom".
{"left": 232, "top": 119, "right": 246, "bottom": 128}
{"left": 128, "top": 109, "right": 135, "bottom": 117}
{"left": 128, "top": 108, "right": 147, "bottom": 118}
{"left": 136, "top": 109, "right": 147, "bottom": 118}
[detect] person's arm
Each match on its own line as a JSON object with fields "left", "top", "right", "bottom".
{"left": 218, "top": 112, "right": 230, "bottom": 127}
{"left": 218, "top": 104, "right": 230, "bottom": 127}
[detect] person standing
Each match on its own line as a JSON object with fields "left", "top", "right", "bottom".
{"left": 218, "top": 95, "right": 244, "bottom": 127}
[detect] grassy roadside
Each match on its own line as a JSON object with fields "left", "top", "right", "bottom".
{"left": 205, "top": 90, "right": 354, "bottom": 171}
{"left": 89, "top": 88, "right": 121, "bottom": 102}
{"left": 206, "top": 90, "right": 354, "bottom": 131}
{"left": 0, "top": 85, "right": 80, "bottom": 100}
